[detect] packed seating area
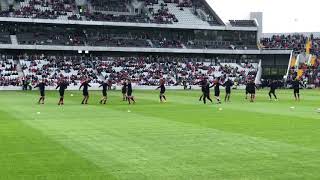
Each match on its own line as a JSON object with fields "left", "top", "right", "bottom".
{"left": 2, "top": 0, "right": 80, "bottom": 20}
{"left": 287, "top": 57, "right": 320, "bottom": 86}
{"left": 0, "top": 0, "right": 223, "bottom": 26}
{"left": 0, "top": 53, "right": 259, "bottom": 87}
{"left": 261, "top": 34, "right": 320, "bottom": 86}
{"left": 0, "top": 55, "right": 20, "bottom": 86}
{"left": 260, "top": 34, "right": 308, "bottom": 51}
{"left": 19, "top": 54, "right": 100, "bottom": 86}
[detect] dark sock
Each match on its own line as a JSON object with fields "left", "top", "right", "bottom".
{"left": 199, "top": 95, "right": 203, "bottom": 101}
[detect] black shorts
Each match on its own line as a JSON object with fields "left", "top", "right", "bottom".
{"left": 102, "top": 91, "right": 107, "bottom": 97}
{"left": 226, "top": 89, "right": 231, "bottom": 94}
{"left": 40, "top": 91, "right": 45, "bottom": 97}
{"left": 59, "top": 91, "right": 65, "bottom": 97}
{"left": 122, "top": 89, "right": 126, "bottom": 94}
{"left": 160, "top": 89, "right": 166, "bottom": 94}
{"left": 269, "top": 89, "right": 275, "bottom": 94}
{"left": 83, "top": 91, "right": 89, "bottom": 96}
{"left": 215, "top": 91, "right": 220, "bottom": 97}
{"left": 127, "top": 91, "right": 132, "bottom": 96}
{"left": 249, "top": 90, "right": 256, "bottom": 94}
{"left": 294, "top": 89, "right": 300, "bottom": 94}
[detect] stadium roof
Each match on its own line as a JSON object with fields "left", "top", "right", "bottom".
{"left": 207, "top": 0, "right": 320, "bottom": 33}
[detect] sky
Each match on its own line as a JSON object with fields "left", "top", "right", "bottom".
{"left": 207, "top": 0, "right": 320, "bottom": 33}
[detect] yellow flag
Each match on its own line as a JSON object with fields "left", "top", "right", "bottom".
{"left": 306, "top": 38, "right": 312, "bottom": 55}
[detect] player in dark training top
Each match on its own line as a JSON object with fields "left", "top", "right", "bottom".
{"left": 247, "top": 80, "right": 258, "bottom": 102}
{"left": 268, "top": 80, "right": 278, "bottom": 101}
{"left": 291, "top": 78, "right": 304, "bottom": 101}
{"left": 196, "top": 77, "right": 208, "bottom": 102}
{"left": 156, "top": 79, "right": 166, "bottom": 103}
{"left": 79, "top": 80, "right": 91, "bottom": 104}
{"left": 126, "top": 79, "right": 136, "bottom": 105}
{"left": 56, "top": 79, "right": 68, "bottom": 105}
{"left": 213, "top": 78, "right": 222, "bottom": 104}
{"left": 99, "top": 80, "right": 108, "bottom": 104}
{"left": 34, "top": 79, "right": 47, "bottom": 104}
{"left": 121, "top": 81, "right": 127, "bottom": 101}
{"left": 199, "top": 78, "right": 213, "bottom": 104}
{"left": 223, "top": 79, "right": 234, "bottom": 102}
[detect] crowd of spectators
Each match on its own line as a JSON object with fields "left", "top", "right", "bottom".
{"left": 0, "top": 0, "right": 221, "bottom": 26}
{"left": 260, "top": 34, "right": 308, "bottom": 52}
{"left": 148, "top": 3, "right": 178, "bottom": 24}
{"left": 20, "top": 54, "right": 100, "bottom": 86}
{"left": 1, "top": 0, "right": 79, "bottom": 20}
{"left": 260, "top": 34, "right": 320, "bottom": 87}
{"left": 0, "top": 54, "right": 259, "bottom": 87}
{"left": 94, "top": 56, "right": 258, "bottom": 86}
{"left": 0, "top": 55, "right": 20, "bottom": 86}
{"left": 287, "top": 58, "right": 320, "bottom": 86}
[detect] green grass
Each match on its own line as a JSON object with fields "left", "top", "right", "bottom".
{"left": 1, "top": 89, "right": 320, "bottom": 180}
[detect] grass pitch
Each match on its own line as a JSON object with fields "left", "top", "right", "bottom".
{"left": 1, "top": 89, "right": 320, "bottom": 180}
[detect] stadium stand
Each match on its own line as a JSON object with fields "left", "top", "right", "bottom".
{"left": 287, "top": 54, "right": 320, "bottom": 85}
{"left": 260, "top": 33, "right": 320, "bottom": 86}
{"left": 20, "top": 54, "right": 100, "bottom": 86}
{"left": 260, "top": 34, "right": 307, "bottom": 51}
{"left": 0, "top": 23, "right": 257, "bottom": 49}
{"left": 4, "top": 0, "right": 81, "bottom": 20}
{"left": 0, "top": 55, "right": 20, "bottom": 86}
{"left": 16, "top": 25, "right": 86, "bottom": 46}
{"left": 0, "top": 0, "right": 224, "bottom": 26}
{"left": 1, "top": 53, "right": 259, "bottom": 87}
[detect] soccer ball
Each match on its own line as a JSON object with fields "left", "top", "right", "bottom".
{"left": 37, "top": 112, "right": 41, "bottom": 115}
{"left": 218, "top": 108, "right": 223, "bottom": 111}
{"left": 70, "top": 94, "right": 74, "bottom": 97}
{"left": 128, "top": 110, "right": 131, "bottom": 113}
